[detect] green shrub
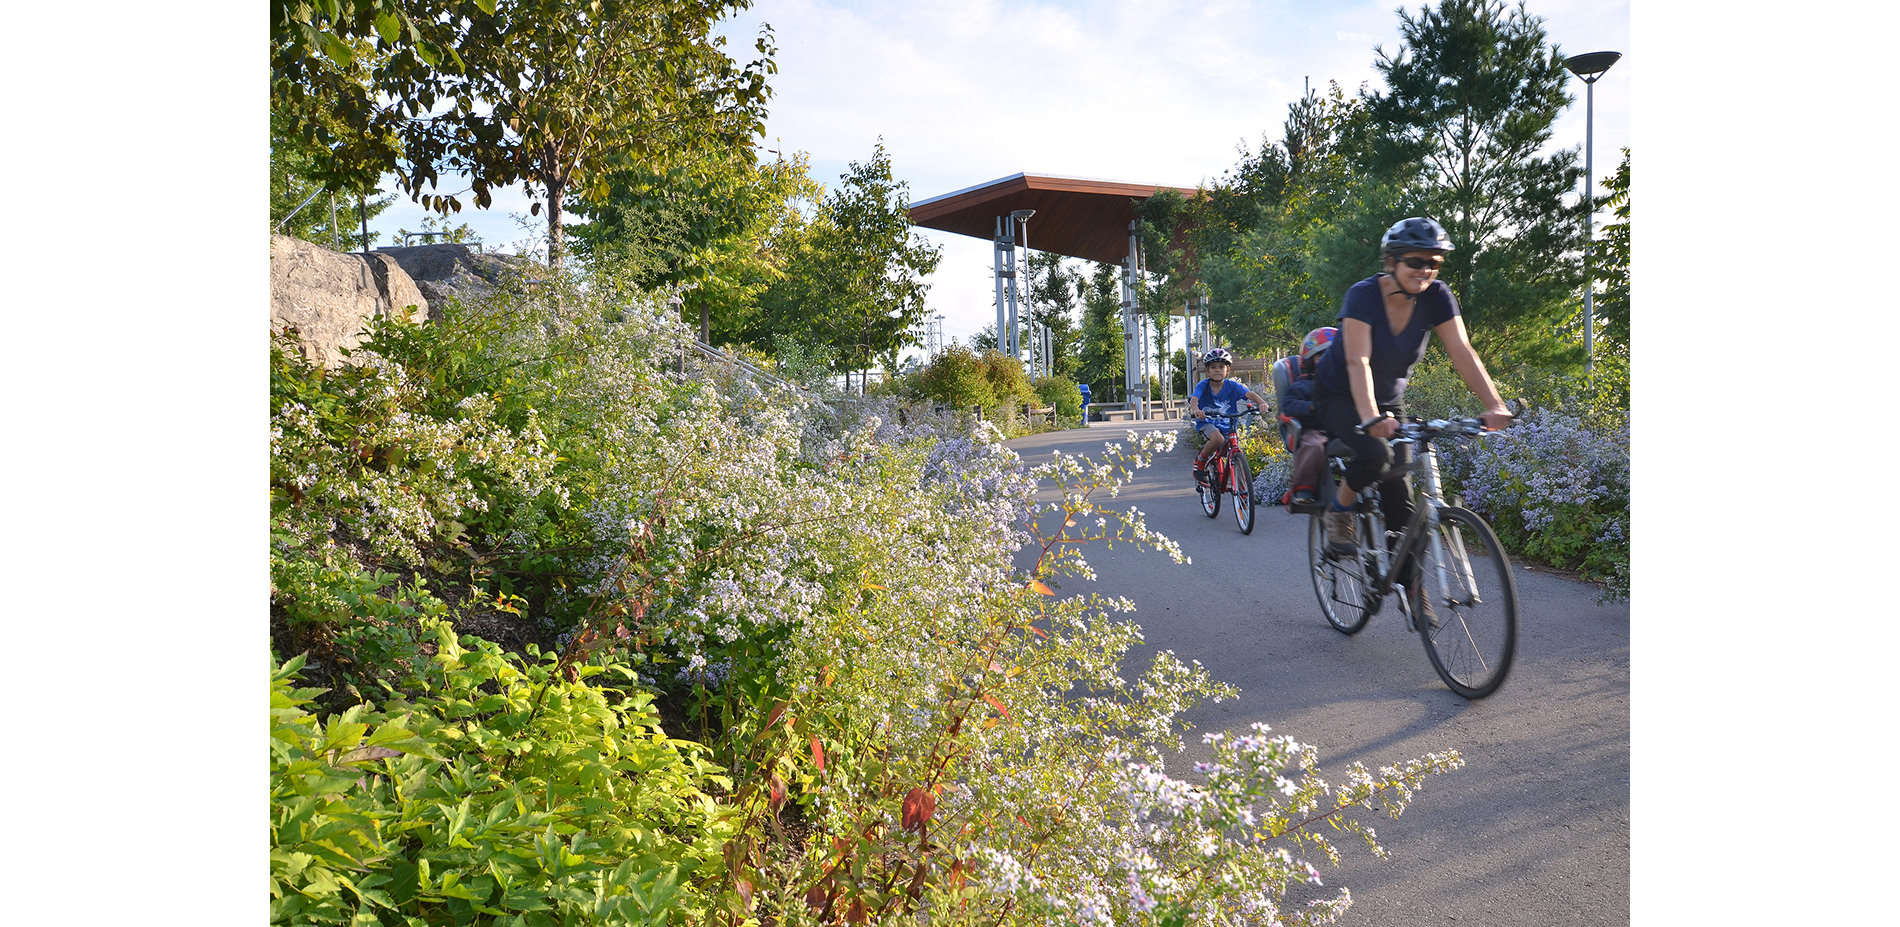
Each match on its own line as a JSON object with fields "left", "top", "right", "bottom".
{"left": 269, "top": 627, "right": 728, "bottom": 927}
{"left": 978, "top": 351, "right": 1034, "bottom": 414}
{"left": 1033, "top": 375, "right": 1083, "bottom": 427}
{"left": 908, "top": 344, "right": 996, "bottom": 411}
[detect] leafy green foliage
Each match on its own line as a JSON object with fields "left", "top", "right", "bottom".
{"left": 1363, "top": 0, "right": 1584, "bottom": 336}
{"left": 391, "top": 214, "right": 481, "bottom": 247}
{"left": 906, "top": 344, "right": 997, "bottom": 412}
{"left": 268, "top": 243, "right": 1489, "bottom": 924}
{"left": 270, "top": 88, "right": 394, "bottom": 249}
{"left": 269, "top": 627, "right": 728, "bottom": 927}
{"left": 568, "top": 152, "right": 825, "bottom": 344}
{"left": 980, "top": 353, "right": 1035, "bottom": 416}
{"left": 1023, "top": 250, "right": 1085, "bottom": 380}
{"left": 1074, "top": 261, "right": 1128, "bottom": 403}
{"left": 1197, "top": 82, "right": 1384, "bottom": 355}
{"left": 270, "top": 0, "right": 777, "bottom": 268}
{"left": 767, "top": 334, "right": 841, "bottom": 391}
{"left": 270, "top": 0, "right": 472, "bottom": 196}
{"left": 746, "top": 142, "right": 943, "bottom": 384}
{"left": 1034, "top": 376, "right": 1084, "bottom": 426}
{"left": 1591, "top": 148, "right": 1631, "bottom": 358}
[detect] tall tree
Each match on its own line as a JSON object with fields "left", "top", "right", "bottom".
{"left": 1363, "top": 0, "right": 1584, "bottom": 347}
{"left": 1075, "top": 262, "right": 1127, "bottom": 402}
{"left": 270, "top": 0, "right": 471, "bottom": 197}
{"left": 270, "top": 0, "right": 777, "bottom": 269}
{"left": 1198, "top": 81, "right": 1381, "bottom": 355}
{"left": 567, "top": 151, "right": 823, "bottom": 344}
{"left": 749, "top": 143, "right": 942, "bottom": 387}
{"left": 1590, "top": 148, "right": 1630, "bottom": 357}
{"left": 1024, "top": 250, "right": 1082, "bottom": 380}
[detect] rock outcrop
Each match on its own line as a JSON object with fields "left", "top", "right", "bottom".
{"left": 270, "top": 235, "right": 429, "bottom": 368}
{"left": 374, "top": 243, "right": 541, "bottom": 315}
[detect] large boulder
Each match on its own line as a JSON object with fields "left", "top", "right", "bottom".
{"left": 270, "top": 235, "right": 428, "bottom": 368}
{"left": 373, "top": 243, "right": 542, "bottom": 315}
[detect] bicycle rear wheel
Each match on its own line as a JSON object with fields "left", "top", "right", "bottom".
{"left": 1308, "top": 514, "right": 1369, "bottom": 634}
{"left": 1231, "top": 451, "right": 1254, "bottom": 534}
{"left": 1413, "top": 506, "right": 1519, "bottom": 699}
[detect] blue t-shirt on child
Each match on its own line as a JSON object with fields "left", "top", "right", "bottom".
{"left": 1191, "top": 379, "right": 1252, "bottom": 434}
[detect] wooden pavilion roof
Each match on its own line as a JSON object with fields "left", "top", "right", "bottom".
{"left": 907, "top": 173, "right": 1201, "bottom": 266}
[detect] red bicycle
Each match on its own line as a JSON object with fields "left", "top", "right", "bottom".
{"left": 1196, "top": 408, "right": 1260, "bottom": 535}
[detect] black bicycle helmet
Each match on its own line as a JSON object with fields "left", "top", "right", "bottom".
{"left": 1380, "top": 217, "right": 1455, "bottom": 256}
{"left": 1202, "top": 348, "right": 1234, "bottom": 366}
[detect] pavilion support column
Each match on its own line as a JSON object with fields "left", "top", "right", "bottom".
{"left": 1120, "top": 261, "right": 1137, "bottom": 414}
{"left": 993, "top": 217, "right": 1011, "bottom": 355}
{"left": 1121, "top": 221, "right": 1147, "bottom": 420}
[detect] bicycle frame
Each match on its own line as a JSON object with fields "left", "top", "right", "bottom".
{"left": 1201, "top": 410, "right": 1258, "bottom": 494}
{"left": 1340, "top": 430, "right": 1484, "bottom": 606}
{"left": 1221, "top": 433, "right": 1248, "bottom": 494}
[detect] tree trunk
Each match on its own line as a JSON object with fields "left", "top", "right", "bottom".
{"left": 543, "top": 141, "right": 570, "bottom": 270}
{"left": 546, "top": 175, "right": 566, "bottom": 271}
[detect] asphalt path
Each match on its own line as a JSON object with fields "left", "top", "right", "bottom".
{"left": 1006, "top": 419, "right": 1631, "bottom": 926}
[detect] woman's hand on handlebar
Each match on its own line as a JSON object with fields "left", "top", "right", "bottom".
{"left": 1482, "top": 398, "right": 1524, "bottom": 432}
{"left": 1365, "top": 417, "right": 1398, "bottom": 440}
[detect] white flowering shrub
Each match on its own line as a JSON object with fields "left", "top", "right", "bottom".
{"left": 270, "top": 261, "right": 1464, "bottom": 925}
{"left": 270, "top": 335, "right": 567, "bottom": 573}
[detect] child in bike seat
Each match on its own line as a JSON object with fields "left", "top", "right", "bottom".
{"left": 1189, "top": 348, "right": 1268, "bottom": 487}
{"left": 1280, "top": 327, "right": 1337, "bottom": 507}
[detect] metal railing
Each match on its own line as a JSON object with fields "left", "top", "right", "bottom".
{"left": 674, "top": 338, "right": 812, "bottom": 397}
{"left": 400, "top": 232, "right": 484, "bottom": 251}
{"left": 274, "top": 189, "right": 324, "bottom": 233}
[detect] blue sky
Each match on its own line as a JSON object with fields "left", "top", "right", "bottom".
{"left": 365, "top": 0, "right": 1630, "bottom": 352}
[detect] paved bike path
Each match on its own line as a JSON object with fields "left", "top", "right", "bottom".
{"left": 1006, "top": 421, "right": 1630, "bottom": 927}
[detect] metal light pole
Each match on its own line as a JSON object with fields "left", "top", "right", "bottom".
{"left": 1565, "top": 50, "right": 1621, "bottom": 376}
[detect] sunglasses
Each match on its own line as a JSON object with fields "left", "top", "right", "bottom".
{"left": 1398, "top": 256, "right": 1445, "bottom": 271}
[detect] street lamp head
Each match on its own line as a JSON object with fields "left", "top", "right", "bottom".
{"left": 1010, "top": 209, "right": 1036, "bottom": 221}
{"left": 1564, "top": 50, "right": 1622, "bottom": 81}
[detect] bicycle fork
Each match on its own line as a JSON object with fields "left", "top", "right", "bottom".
{"left": 1402, "top": 448, "right": 1485, "bottom": 613}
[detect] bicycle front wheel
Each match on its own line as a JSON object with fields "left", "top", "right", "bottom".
{"left": 1308, "top": 514, "right": 1369, "bottom": 634}
{"left": 1231, "top": 452, "right": 1255, "bottom": 535}
{"left": 1413, "top": 506, "right": 1519, "bottom": 699}
{"left": 1199, "top": 464, "right": 1221, "bottom": 518}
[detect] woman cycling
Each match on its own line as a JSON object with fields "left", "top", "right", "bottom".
{"left": 1311, "top": 217, "right": 1512, "bottom": 556}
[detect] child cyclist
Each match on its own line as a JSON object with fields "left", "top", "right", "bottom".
{"left": 1280, "top": 327, "right": 1337, "bottom": 506}
{"left": 1190, "top": 348, "right": 1270, "bottom": 488}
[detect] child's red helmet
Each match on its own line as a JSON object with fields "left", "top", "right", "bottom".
{"left": 1300, "top": 327, "right": 1338, "bottom": 364}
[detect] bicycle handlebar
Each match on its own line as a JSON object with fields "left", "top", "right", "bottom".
{"left": 1392, "top": 416, "right": 1498, "bottom": 444}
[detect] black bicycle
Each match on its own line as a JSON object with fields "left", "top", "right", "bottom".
{"left": 1305, "top": 416, "right": 1519, "bottom": 699}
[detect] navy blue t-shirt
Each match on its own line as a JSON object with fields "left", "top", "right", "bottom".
{"left": 1315, "top": 275, "right": 1460, "bottom": 406}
